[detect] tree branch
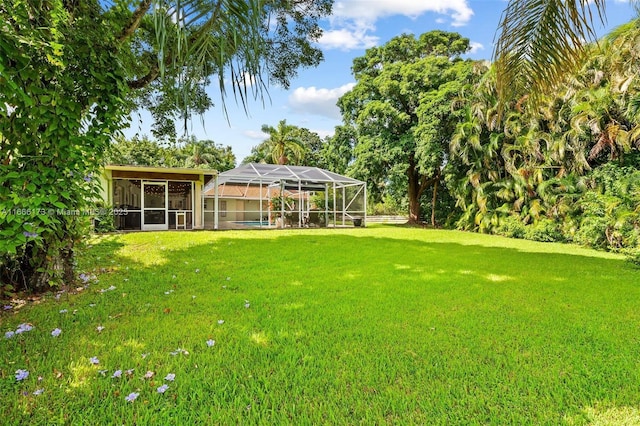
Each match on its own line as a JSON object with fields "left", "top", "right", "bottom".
{"left": 127, "top": 62, "right": 160, "bottom": 89}
{"left": 118, "top": 0, "right": 152, "bottom": 43}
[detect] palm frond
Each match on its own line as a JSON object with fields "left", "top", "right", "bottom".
{"left": 493, "top": 0, "right": 608, "bottom": 111}
{"left": 153, "top": 0, "right": 267, "bottom": 117}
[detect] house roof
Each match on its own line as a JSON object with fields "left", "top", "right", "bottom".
{"left": 205, "top": 163, "right": 363, "bottom": 192}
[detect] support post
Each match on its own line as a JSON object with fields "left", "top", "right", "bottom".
{"left": 214, "top": 176, "right": 219, "bottom": 230}
{"left": 324, "top": 183, "right": 329, "bottom": 227}
{"left": 259, "top": 179, "right": 263, "bottom": 228}
{"left": 364, "top": 183, "right": 367, "bottom": 227}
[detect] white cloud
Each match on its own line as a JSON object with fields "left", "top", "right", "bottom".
{"left": 243, "top": 129, "right": 267, "bottom": 140}
{"left": 331, "top": 0, "right": 473, "bottom": 27}
{"left": 318, "top": 0, "right": 474, "bottom": 51}
{"left": 469, "top": 41, "right": 484, "bottom": 55}
{"left": 319, "top": 27, "right": 378, "bottom": 51}
{"left": 288, "top": 83, "right": 356, "bottom": 119}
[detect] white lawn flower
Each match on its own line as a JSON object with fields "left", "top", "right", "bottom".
{"left": 125, "top": 392, "right": 139, "bottom": 402}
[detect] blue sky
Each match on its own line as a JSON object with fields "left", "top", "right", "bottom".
{"left": 124, "top": 0, "right": 637, "bottom": 164}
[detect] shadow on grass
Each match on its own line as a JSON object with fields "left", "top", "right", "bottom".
{"left": 68, "top": 230, "right": 640, "bottom": 423}
{"left": 81, "top": 230, "right": 639, "bottom": 315}
{"left": 153, "top": 232, "right": 634, "bottom": 284}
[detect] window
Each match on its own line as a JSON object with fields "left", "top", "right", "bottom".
{"left": 114, "top": 179, "right": 141, "bottom": 209}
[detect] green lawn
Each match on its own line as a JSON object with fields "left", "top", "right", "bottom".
{"left": 2, "top": 226, "right": 640, "bottom": 424}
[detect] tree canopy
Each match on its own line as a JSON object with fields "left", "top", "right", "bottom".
{"left": 338, "top": 31, "right": 485, "bottom": 224}
{"left": 449, "top": 19, "right": 640, "bottom": 250}
{"left": 106, "top": 135, "right": 236, "bottom": 171}
{"left": 0, "top": 0, "right": 332, "bottom": 291}
{"left": 243, "top": 121, "right": 330, "bottom": 167}
{"left": 494, "top": 0, "right": 614, "bottom": 110}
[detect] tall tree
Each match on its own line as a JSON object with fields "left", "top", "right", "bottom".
{"left": 339, "top": 31, "right": 482, "bottom": 224}
{"left": 0, "top": 0, "right": 331, "bottom": 291}
{"left": 322, "top": 125, "right": 356, "bottom": 175}
{"left": 106, "top": 136, "right": 181, "bottom": 167}
{"left": 181, "top": 138, "right": 236, "bottom": 171}
{"left": 292, "top": 127, "right": 325, "bottom": 168}
{"left": 243, "top": 124, "right": 327, "bottom": 167}
{"left": 258, "top": 119, "right": 306, "bottom": 165}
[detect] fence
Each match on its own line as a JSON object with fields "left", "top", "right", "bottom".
{"left": 365, "top": 215, "right": 408, "bottom": 224}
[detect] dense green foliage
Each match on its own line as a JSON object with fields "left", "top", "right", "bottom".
{"left": 493, "top": 0, "right": 609, "bottom": 110}
{"left": 106, "top": 135, "right": 236, "bottom": 171}
{"left": 446, "top": 21, "right": 640, "bottom": 255}
{"left": 1, "top": 0, "right": 128, "bottom": 291}
{"left": 1, "top": 0, "right": 331, "bottom": 292}
{"left": 2, "top": 228, "right": 639, "bottom": 423}
{"left": 338, "top": 31, "right": 486, "bottom": 224}
{"left": 328, "top": 24, "right": 640, "bottom": 255}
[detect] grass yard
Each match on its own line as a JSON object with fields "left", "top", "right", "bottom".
{"left": 2, "top": 226, "right": 640, "bottom": 424}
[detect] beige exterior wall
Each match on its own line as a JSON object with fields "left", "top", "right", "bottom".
{"left": 98, "top": 169, "right": 113, "bottom": 205}
{"left": 193, "top": 183, "right": 203, "bottom": 229}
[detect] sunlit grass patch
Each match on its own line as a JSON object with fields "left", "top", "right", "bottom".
{"left": 1, "top": 226, "right": 639, "bottom": 424}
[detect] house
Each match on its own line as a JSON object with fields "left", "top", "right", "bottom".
{"left": 100, "top": 163, "right": 366, "bottom": 231}
{"left": 99, "top": 165, "right": 216, "bottom": 231}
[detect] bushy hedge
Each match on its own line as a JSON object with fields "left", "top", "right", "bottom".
{"left": 482, "top": 163, "right": 640, "bottom": 264}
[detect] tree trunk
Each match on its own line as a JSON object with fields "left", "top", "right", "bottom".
{"left": 407, "top": 164, "right": 422, "bottom": 224}
{"left": 431, "top": 169, "right": 441, "bottom": 227}
{"left": 4, "top": 237, "right": 76, "bottom": 293}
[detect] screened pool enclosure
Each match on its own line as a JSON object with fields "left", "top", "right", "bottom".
{"left": 203, "top": 164, "right": 367, "bottom": 230}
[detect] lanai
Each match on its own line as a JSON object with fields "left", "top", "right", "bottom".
{"left": 203, "top": 163, "right": 367, "bottom": 230}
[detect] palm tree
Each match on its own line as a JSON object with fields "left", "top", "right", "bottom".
{"left": 260, "top": 120, "right": 306, "bottom": 165}
{"left": 183, "top": 142, "right": 215, "bottom": 168}
{"left": 493, "top": 0, "right": 618, "bottom": 110}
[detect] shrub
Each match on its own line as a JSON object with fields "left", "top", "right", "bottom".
{"left": 573, "top": 216, "right": 609, "bottom": 249}
{"left": 93, "top": 204, "right": 116, "bottom": 234}
{"left": 494, "top": 216, "right": 526, "bottom": 239}
{"left": 524, "top": 219, "right": 564, "bottom": 243}
{"left": 623, "top": 248, "right": 640, "bottom": 267}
